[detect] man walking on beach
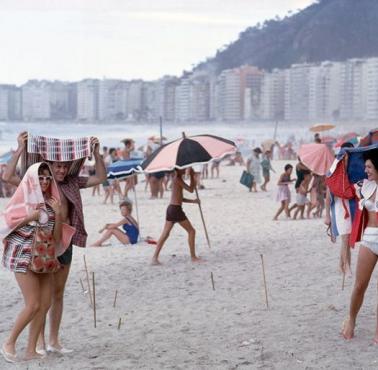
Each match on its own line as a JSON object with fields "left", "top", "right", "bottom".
{"left": 151, "top": 167, "right": 201, "bottom": 265}
{"left": 2, "top": 131, "right": 106, "bottom": 353}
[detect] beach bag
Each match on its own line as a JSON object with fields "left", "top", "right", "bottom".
{"left": 30, "top": 226, "right": 61, "bottom": 273}
{"left": 240, "top": 170, "right": 254, "bottom": 188}
{"left": 326, "top": 159, "right": 355, "bottom": 199}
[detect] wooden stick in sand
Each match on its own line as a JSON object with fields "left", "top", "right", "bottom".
{"left": 260, "top": 254, "right": 269, "bottom": 309}
{"left": 210, "top": 272, "right": 215, "bottom": 291}
{"left": 83, "top": 255, "right": 93, "bottom": 307}
{"left": 117, "top": 318, "right": 122, "bottom": 330}
{"left": 79, "top": 278, "right": 85, "bottom": 294}
{"left": 92, "top": 272, "right": 97, "bottom": 328}
{"left": 113, "top": 290, "right": 118, "bottom": 308}
{"left": 194, "top": 186, "right": 211, "bottom": 249}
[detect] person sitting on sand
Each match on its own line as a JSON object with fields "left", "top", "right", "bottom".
{"left": 273, "top": 164, "right": 294, "bottom": 221}
{"left": 92, "top": 200, "right": 139, "bottom": 247}
{"left": 151, "top": 167, "right": 201, "bottom": 265}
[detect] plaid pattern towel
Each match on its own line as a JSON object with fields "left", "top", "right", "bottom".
{"left": 21, "top": 133, "right": 92, "bottom": 177}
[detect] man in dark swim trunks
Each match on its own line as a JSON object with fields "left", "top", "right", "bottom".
{"left": 151, "top": 168, "right": 201, "bottom": 265}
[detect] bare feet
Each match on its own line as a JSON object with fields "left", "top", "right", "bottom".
{"left": 151, "top": 259, "right": 162, "bottom": 266}
{"left": 273, "top": 217, "right": 278, "bottom": 221}
{"left": 23, "top": 351, "right": 45, "bottom": 361}
{"left": 191, "top": 256, "right": 203, "bottom": 263}
{"left": 341, "top": 317, "right": 355, "bottom": 340}
{"left": 90, "top": 243, "right": 102, "bottom": 247}
{"left": 2, "top": 342, "right": 16, "bottom": 357}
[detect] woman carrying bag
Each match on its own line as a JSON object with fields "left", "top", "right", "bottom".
{"left": 1, "top": 163, "right": 68, "bottom": 363}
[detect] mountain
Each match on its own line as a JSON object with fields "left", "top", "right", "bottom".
{"left": 195, "top": 0, "right": 378, "bottom": 74}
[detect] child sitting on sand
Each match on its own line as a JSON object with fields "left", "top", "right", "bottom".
{"left": 273, "top": 164, "right": 294, "bottom": 220}
{"left": 92, "top": 199, "right": 139, "bottom": 246}
{"left": 293, "top": 172, "right": 312, "bottom": 220}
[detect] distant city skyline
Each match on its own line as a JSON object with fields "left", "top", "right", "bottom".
{"left": 1, "top": 0, "right": 314, "bottom": 85}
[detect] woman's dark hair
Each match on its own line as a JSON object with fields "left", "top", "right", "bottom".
{"left": 38, "top": 163, "right": 52, "bottom": 175}
{"left": 363, "top": 149, "right": 378, "bottom": 171}
{"left": 284, "top": 164, "right": 293, "bottom": 171}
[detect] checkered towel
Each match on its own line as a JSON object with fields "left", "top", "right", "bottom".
{"left": 21, "top": 133, "right": 92, "bottom": 176}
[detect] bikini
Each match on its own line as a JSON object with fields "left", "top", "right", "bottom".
{"left": 122, "top": 217, "right": 139, "bottom": 244}
{"left": 361, "top": 185, "right": 378, "bottom": 255}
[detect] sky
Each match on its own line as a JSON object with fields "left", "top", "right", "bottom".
{"left": 0, "top": 0, "right": 314, "bottom": 85}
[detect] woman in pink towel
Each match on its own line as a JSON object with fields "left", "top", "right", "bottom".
{"left": 1, "top": 163, "right": 62, "bottom": 363}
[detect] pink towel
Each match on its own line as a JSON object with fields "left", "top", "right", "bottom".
{"left": 0, "top": 162, "right": 75, "bottom": 256}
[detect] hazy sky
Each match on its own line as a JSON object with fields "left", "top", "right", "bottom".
{"left": 1, "top": 0, "right": 314, "bottom": 85}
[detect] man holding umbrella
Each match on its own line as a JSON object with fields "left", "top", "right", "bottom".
{"left": 152, "top": 167, "right": 201, "bottom": 265}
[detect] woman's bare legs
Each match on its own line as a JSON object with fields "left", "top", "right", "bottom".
{"left": 3, "top": 271, "right": 42, "bottom": 359}
{"left": 92, "top": 229, "right": 130, "bottom": 246}
{"left": 27, "top": 274, "right": 51, "bottom": 359}
{"left": 342, "top": 246, "right": 377, "bottom": 340}
{"left": 151, "top": 221, "right": 174, "bottom": 265}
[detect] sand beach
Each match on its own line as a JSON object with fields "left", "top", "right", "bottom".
{"left": 1, "top": 160, "right": 378, "bottom": 369}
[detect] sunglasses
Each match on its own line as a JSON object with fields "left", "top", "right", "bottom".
{"left": 38, "top": 175, "right": 53, "bottom": 181}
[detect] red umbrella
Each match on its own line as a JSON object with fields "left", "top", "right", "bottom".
{"left": 298, "top": 143, "right": 334, "bottom": 176}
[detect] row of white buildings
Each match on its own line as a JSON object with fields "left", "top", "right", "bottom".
{"left": 1, "top": 57, "right": 378, "bottom": 122}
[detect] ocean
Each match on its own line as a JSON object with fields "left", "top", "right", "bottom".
{"left": 0, "top": 120, "right": 374, "bottom": 155}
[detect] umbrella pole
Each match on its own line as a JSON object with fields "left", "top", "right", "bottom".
{"left": 194, "top": 186, "right": 211, "bottom": 249}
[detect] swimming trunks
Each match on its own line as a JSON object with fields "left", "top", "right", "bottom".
{"left": 166, "top": 204, "right": 187, "bottom": 223}
{"left": 57, "top": 244, "right": 73, "bottom": 265}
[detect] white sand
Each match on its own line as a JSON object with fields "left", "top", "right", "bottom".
{"left": 1, "top": 161, "right": 378, "bottom": 369}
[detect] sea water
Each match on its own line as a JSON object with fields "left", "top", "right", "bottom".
{"left": 0, "top": 120, "right": 373, "bottom": 155}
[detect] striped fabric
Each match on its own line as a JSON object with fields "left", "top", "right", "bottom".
{"left": 21, "top": 133, "right": 92, "bottom": 177}
{"left": 3, "top": 204, "right": 55, "bottom": 273}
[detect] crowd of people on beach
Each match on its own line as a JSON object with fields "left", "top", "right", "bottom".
{"left": 0, "top": 127, "right": 378, "bottom": 363}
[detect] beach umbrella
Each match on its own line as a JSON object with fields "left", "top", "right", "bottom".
{"left": 107, "top": 158, "right": 143, "bottom": 180}
{"left": 141, "top": 133, "right": 236, "bottom": 173}
{"left": 309, "top": 123, "right": 336, "bottom": 132}
{"left": 298, "top": 143, "right": 334, "bottom": 176}
{"left": 107, "top": 158, "right": 144, "bottom": 235}
{"left": 335, "top": 132, "right": 359, "bottom": 147}
{"left": 141, "top": 133, "right": 237, "bottom": 249}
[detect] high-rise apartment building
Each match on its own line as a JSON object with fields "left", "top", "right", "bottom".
{"left": 77, "top": 79, "right": 99, "bottom": 121}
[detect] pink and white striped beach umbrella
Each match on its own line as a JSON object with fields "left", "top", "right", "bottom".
{"left": 140, "top": 133, "right": 236, "bottom": 173}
